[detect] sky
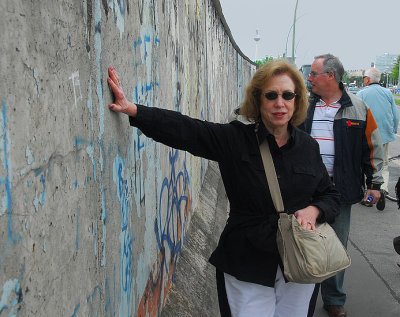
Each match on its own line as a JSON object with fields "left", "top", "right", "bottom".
{"left": 219, "top": 0, "right": 400, "bottom": 71}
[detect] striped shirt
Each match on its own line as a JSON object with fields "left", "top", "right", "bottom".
{"left": 310, "top": 99, "right": 341, "bottom": 176}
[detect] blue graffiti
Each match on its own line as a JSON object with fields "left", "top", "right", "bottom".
{"left": 134, "top": 38, "right": 143, "bottom": 69}
{"left": 134, "top": 38, "right": 143, "bottom": 55}
{"left": 132, "top": 35, "right": 160, "bottom": 90}
{"left": 75, "top": 137, "right": 96, "bottom": 184}
{"left": 75, "top": 137, "right": 88, "bottom": 148}
{"left": 0, "top": 101, "right": 16, "bottom": 243}
{"left": 87, "top": 286, "right": 102, "bottom": 316}
{"left": 144, "top": 35, "right": 151, "bottom": 62}
{"left": 87, "top": 76, "right": 94, "bottom": 131}
{"left": 113, "top": 155, "right": 134, "bottom": 316}
{"left": 109, "top": 0, "right": 125, "bottom": 39}
{"left": 156, "top": 149, "right": 190, "bottom": 274}
{"left": 71, "top": 303, "right": 80, "bottom": 317}
{"left": 130, "top": 127, "right": 147, "bottom": 210}
{"left": 0, "top": 279, "right": 22, "bottom": 315}
{"left": 101, "top": 186, "right": 107, "bottom": 266}
{"left": 40, "top": 174, "right": 46, "bottom": 205}
{"left": 104, "top": 265, "right": 117, "bottom": 316}
{"left": 136, "top": 128, "right": 145, "bottom": 152}
{"left": 130, "top": 32, "right": 162, "bottom": 208}
{"left": 33, "top": 168, "right": 42, "bottom": 176}
{"left": 32, "top": 172, "right": 46, "bottom": 213}
{"left": 71, "top": 285, "right": 102, "bottom": 317}
{"left": 86, "top": 141, "right": 96, "bottom": 181}
{"left": 104, "top": 278, "right": 111, "bottom": 316}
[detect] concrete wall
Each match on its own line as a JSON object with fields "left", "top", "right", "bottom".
{"left": 0, "top": 1, "right": 256, "bottom": 316}
{"left": 160, "top": 160, "right": 229, "bottom": 317}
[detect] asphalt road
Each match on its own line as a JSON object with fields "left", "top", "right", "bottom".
{"left": 314, "top": 105, "right": 400, "bottom": 317}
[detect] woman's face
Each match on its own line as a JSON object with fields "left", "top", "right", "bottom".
{"left": 259, "top": 73, "right": 296, "bottom": 132}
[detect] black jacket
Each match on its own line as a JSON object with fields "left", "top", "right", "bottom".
{"left": 300, "top": 86, "right": 383, "bottom": 204}
{"left": 130, "top": 105, "right": 340, "bottom": 287}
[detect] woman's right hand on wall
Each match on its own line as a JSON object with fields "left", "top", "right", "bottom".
{"left": 107, "top": 67, "right": 137, "bottom": 117}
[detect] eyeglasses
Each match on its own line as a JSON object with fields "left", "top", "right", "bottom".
{"left": 263, "top": 91, "right": 296, "bottom": 100}
{"left": 309, "top": 71, "right": 328, "bottom": 78}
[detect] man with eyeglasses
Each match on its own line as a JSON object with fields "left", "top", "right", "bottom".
{"left": 301, "top": 54, "right": 384, "bottom": 317}
{"left": 357, "top": 68, "right": 399, "bottom": 211}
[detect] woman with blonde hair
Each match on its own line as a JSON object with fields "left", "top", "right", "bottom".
{"left": 107, "top": 59, "right": 339, "bottom": 316}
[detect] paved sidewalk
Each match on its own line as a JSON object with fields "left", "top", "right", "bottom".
{"left": 314, "top": 233, "right": 400, "bottom": 317}
{"left": 314, "top": 157, "right": 400, "bottom": 316}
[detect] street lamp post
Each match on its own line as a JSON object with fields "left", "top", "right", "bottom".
{"left": 284, "top": 12, "right": 305, "bottom": 62}
{"left": 398, "top": 61, "right": 400, "bottom": 90}
{"left": 291, "top": 0, "right": 299, "bottom": 64}
{"left": 285, "top": 24, "right": 293, "bottom": 60}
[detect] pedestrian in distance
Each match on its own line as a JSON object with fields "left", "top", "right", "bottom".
{"left": 357, "top": 67, "right": 399, "bottom": 210}
{"left": 107, "top": 59, "right": 340, "bottom": 317}
{"left": 301, "top": 54, "right": 384, "bottom": 317}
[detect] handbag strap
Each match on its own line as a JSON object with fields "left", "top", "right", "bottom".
{"left": 257, "top": 131, "right": 285, "bottom": 213}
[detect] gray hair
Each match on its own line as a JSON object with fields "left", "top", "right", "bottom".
{"left": 364, "top": 68, "right": 381, "bottom": 83}
{"left": 314, "top": 54, "right": 344, "bottom": 84}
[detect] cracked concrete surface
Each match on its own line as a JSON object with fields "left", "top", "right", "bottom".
{"left": 0, "top": 0, "right": 256, "bottom": 316}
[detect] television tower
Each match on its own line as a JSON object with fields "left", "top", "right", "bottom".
{"left": 254, "top": 29, "right": 260, "bottom": 61}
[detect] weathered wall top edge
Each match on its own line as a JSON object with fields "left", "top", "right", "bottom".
{"left": 212, "top": 0, "right": 258, "bottom": 66}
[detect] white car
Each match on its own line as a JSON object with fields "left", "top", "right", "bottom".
{"left": 348, "top": 86, "right": 360, "bottom": 94}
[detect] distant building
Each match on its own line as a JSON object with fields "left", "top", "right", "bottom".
{"left": 375, "top": 53, "right": 398, "bottom": 73}
{"left": 347, "top": 69, "right": 364, "bottom": 77}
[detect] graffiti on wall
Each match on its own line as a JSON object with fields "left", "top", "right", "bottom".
{"left": 0, "top": 0, "right": 254, "bottom": 316}
{"left": 137, "top": 148, "right": 191, "bottom": 317}
{"left": 0, "top": 101, "right": 14, "bottom": 242}
{"left": 0, "top": 279, "right": 23, "bottom": 316}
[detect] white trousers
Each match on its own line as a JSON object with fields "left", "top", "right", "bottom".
{"left": 224, "top": 266, "right": 314, "bottom": 317}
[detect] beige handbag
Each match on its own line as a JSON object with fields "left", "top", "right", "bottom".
{"left": 258, "top": 137, "right": 351, "bottom": 284}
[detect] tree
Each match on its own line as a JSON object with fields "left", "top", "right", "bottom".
{"left": 342, "top": 71, "right": 349, "bottom": 83}
{"left": 390, "top": 55, "right": 399, "bottom": 85}
{"left": 255, "top": 56, "right": 274, "bottom": 66}
{"left": 343, "top": 71, "right": 363, "bottom": 87}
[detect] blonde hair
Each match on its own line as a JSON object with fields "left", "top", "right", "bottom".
{"left": 240, "top": 59, "right": 308, "bottom": 126}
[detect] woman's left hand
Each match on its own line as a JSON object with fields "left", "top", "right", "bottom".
{"left": 294, "top": 206, "right": 320, "bottom": 231}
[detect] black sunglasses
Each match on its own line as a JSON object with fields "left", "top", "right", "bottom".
{"left": 264, "top": 91, "right": 296, "bottom": 101}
